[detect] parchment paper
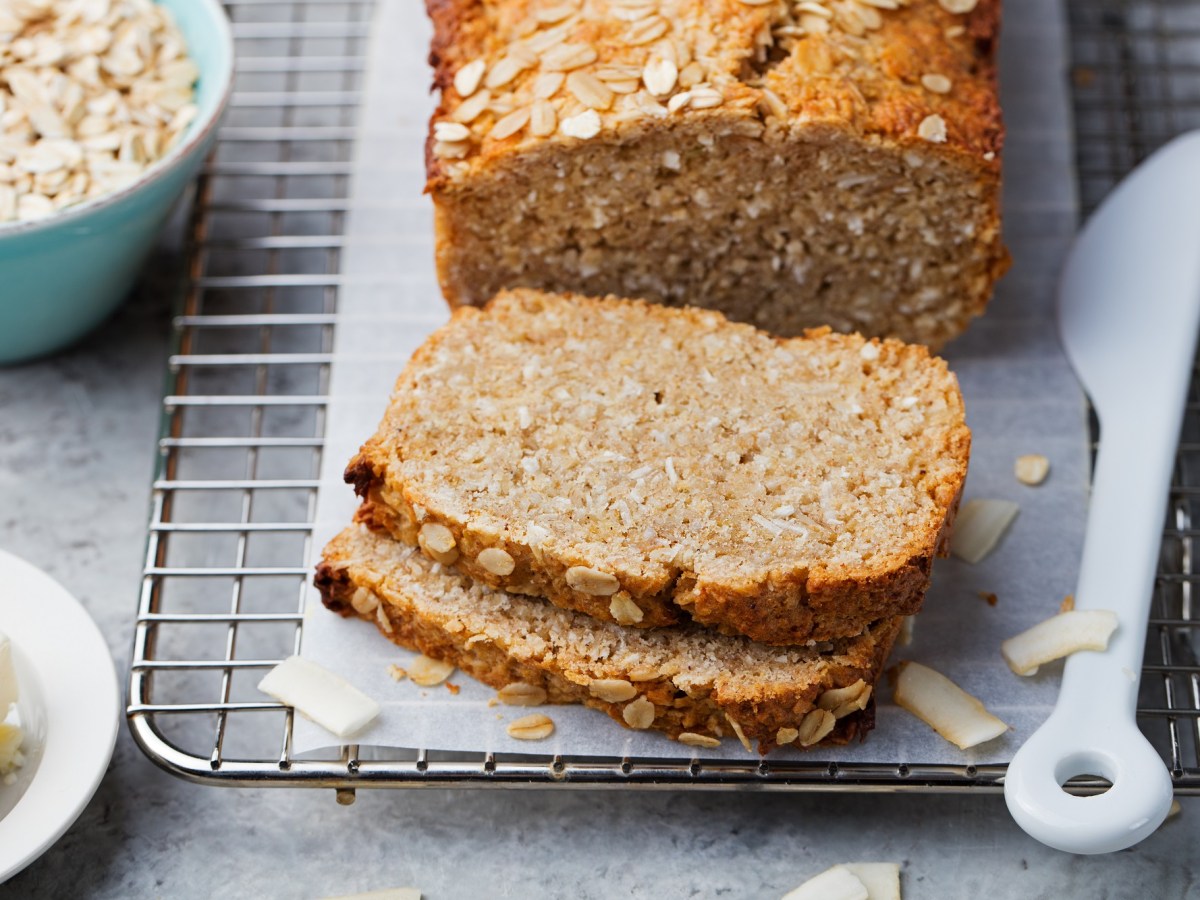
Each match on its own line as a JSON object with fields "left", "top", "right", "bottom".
{"left": 295, "top": 0, "right": 1089, "bottom": 763}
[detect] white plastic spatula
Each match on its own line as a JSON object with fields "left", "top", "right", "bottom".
{"left": 1004, "top": 132, "right": 1200, "bottom": 854}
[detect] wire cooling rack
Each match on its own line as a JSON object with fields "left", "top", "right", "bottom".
{"left": 128, "top": 0, "right": 1200, "bottom": 797}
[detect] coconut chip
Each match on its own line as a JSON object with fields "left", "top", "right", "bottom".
{"left": 893, "top": 661, "right": 1007, "bottom": 750}
{"left": 1000, "top": 609, "right": 1119, "bottom": 676}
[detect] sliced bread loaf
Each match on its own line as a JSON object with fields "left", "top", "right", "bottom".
{"left": 348, "top": 289, "right": 969, "bottom": 645}
{"left": 317, "top": 524, "right": 901, "bottom": 753}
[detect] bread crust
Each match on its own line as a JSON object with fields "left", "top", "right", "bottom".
{"left": 421, "top": 0, "right": 1009, "bottom": 347}
{"left": 346, "top": 289, "right": 969, "bottom": 645}
{"left": 316, "top": 524, "right": 900, "bottom": 753}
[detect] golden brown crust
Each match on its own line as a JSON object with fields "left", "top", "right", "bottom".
{"left": 420, "top": 0, "right": 1007, "bottom": 348}
{"left": 345, "top": 289, "right": 970, "bottom": 645}
{"left": 315, "top": 524, "right": 900, "bottom": 753}
{"left": 423, "top": 0, "right": 1003, "bottom": 181}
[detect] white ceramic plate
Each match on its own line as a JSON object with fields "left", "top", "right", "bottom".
{"left": 0, "top": 549, "right": 119, "bottom": 883}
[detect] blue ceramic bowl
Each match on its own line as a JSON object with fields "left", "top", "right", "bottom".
{"left": 0, "top": 0, "right": 234, "bottom": 364}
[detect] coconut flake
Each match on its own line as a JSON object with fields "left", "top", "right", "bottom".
{"left": 950, "top": 498, "right": 1019, "bottom": 563}
{"left": 1000, "top": 609, "right": 1119, "bottom": 676}
{"left": 893, "top": 661, "right": 1008, "bottom": 750}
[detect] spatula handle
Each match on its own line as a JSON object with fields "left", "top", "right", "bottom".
{"left": 1004, "top": 131, "right": 1200, "bottom": 854}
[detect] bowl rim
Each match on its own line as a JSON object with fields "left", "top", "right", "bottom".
{"left": 0, "top": 0, "right": 236, "bottom": 238}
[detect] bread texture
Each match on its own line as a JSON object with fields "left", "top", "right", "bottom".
{"left": 348, "top": 289, "right": 969, "bottom": 645}
{"left": 317, "top": 524, "right": 902, "bottom": 753}
{"left": 425, "top": 0, "right": 1008, "bottom": 349}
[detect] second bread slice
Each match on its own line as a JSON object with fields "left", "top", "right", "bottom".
{"left": 349, "top": 289, "right": 969, "bottom": 645}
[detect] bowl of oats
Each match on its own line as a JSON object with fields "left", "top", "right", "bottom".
{"left": 0, "top": 0, "right": 234, "bottom": 364}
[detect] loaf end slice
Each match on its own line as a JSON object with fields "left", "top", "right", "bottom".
{"left": 316, "top": 524, "right": 901, "bottom": 753}
{"left": 426, "top": 0, "right": 1007, "bottom": 349}
{"left": 348, "top": 289, "right": 969, "bottom": 645}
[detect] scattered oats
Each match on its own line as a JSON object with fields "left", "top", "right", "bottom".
{"left": 484, "top": 54, "right": 530, "bottom": 90}
{"left": 1014, "top": 453, "right": 1050, "bottom": 486}
{"left": 533, "top": 71, "right": 566, "bottom": 99}
{"left": 387, "top": 664, "right": 408, "bottom": 682}
{"left": 678, "top": 732, "right": 721, "bottom": 749}
{"left": 451, "top": 59, "right": 484, "bottom": 98}
{"left": 489, "top": 106, "right": 530, "bottom": 140}
{"left": 507, "top": 713, "right": 555, "bottom": 740}
{"left": 566, "top": 565, "right": 620, "bottom": 596}
{"left": 477, "top": 546, "right": 517, "bottom": 576}
{"left": 688, "top": 86, "right": 722, "bottom": 110}
{"left": 418, "top": 522, "right": 459, "bottom": 565}
{"left": 799, "top": 12, "right": 831, "bottom": 33}
{"left": 624, "top": 15, "right": 669, "bottom": 45}
{"left": 667, "top": 91, "right": 692, "bottom": 113}
{"left": 945, "top": 24, "right": 966, "bottom": 37}
{"left": 983, "top": 150, "right": 996, "bottom": 161}
{"left": 610, "top": 592, "right": 645, "bottom": 625}
{"left": 433, "top": 139, "right": 469, "bottom": 160}
{"left": 817, "top": 680, "right": 872, "bottom": 718}
{"left": 642, "top": 56, "right": 677, "bottom": 96}
{"left": 530, "top": 98, "right": 557, "bottom": 136}
{"left": 856, "top": 0, "right": 900, "bottom": 8}
{"left": 540, "top": 42, "right": 598, "bottom": 72}
{"left": 796, "top": 708, "right": 836, "bottom": 746}
{"left": 350, "top": 586, "right": 379, "bottom": 615}
{"left": 922, "top": 73, "right": 953, "bottom": 94}
{"left": 796, "top": 1, "right": 834, "bottom": 17}
{"left": 497, "top": 682, "right": 548, "bottom": 706}
{"left": 452, "top": 89, "right": 492, "bottom": 124}
{"left": 759, "top": 87, "right": 788, "bottom": 120}
{"left": 535, "top": 2, "right": 577, "bottom": 24}
{"left": 727, "top": 716, "right": 753, "bottom": 753}
{"left": 433, "top": 121, "right": 471, "bottom": 142}
{"left": 566, "top": 71, "right": 614, "bottom": 110}
{"left": 589, "top": 678, "right": 637, "bottom": 702}
{"left": 939, "top": 0, "right": 978, "bottom": 11}
{"left": 560, "top": 109, "right": 601, "bottom": 139}
{"left": 408, "top": 654, "right": 456, "bottom": 687}
{"left": 623, "top": 696, "right": 656, "bottom": 729}
{"left": 918, "top": 114, "right": 948, "bottom": 143}
{"left": 736, "top": 0, "right": 776, "bottom": 6}
{"left": 777, "top": 727, "right": 800, "bottom": 745}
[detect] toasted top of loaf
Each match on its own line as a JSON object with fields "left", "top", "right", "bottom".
{"left": 425, "top": 0, "right": 1001, "bottom": 186}
{"left": 318, "top": 523, "right": 900, "bottom": 750}
{"left": 349, "top": 290, "right": 969, "bottom": 643}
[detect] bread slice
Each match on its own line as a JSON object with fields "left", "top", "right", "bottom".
{"left": 316, "top": 524, "right": 902, "bottom": 753}
{"left": 425, "top": 0, "right": 1008, "bottom": 349}
{"left": 348, "top": 289, "right": 969, "bottom": 645}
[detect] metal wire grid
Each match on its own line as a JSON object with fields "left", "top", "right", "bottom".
{"left": 1068, "top": 0, "right": 1200, "bottom": 785}
{"left": 127, "top": 0, "right": 1200, "bottom": 796}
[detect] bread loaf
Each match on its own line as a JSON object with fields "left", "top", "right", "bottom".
{"left": 317, "top": 524, "right": 902, "bottom": 752}
{"left": 347, "top": 289, "right": 969, "bottom": 644}
{"left": 425, "top": 0, "right": 1007, "bottom": 348}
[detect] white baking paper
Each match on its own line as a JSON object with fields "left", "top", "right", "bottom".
{"left": 295, "top": 0, "right": 1089, "bottom": 763}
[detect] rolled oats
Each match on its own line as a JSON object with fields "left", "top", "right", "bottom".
{"left": 408, "top": 654, "right": 456, "bottom": 686}
{"left": 588, "top": 678, "right": 637, "bottom": 702}
{"left": 477, "top": 546, "right": 517, "bottom": 576}
{"left": 678, "top": 732, "right": 721, "bottom": 748}
{"left": 497, "top": 682, "right": 548, "bottom": 706}
{"left": 506, "top": 713, "right": 555, "bottom": 740}
{"left": 0, "top": 0, "right": 199, "bottom": 224}
{"left": 622, "top": 695, "right": 655, "bottom": 729}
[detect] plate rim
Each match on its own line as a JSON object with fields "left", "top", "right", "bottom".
{"left": 0, "top": 549, "right": 119, "bottom": 884}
